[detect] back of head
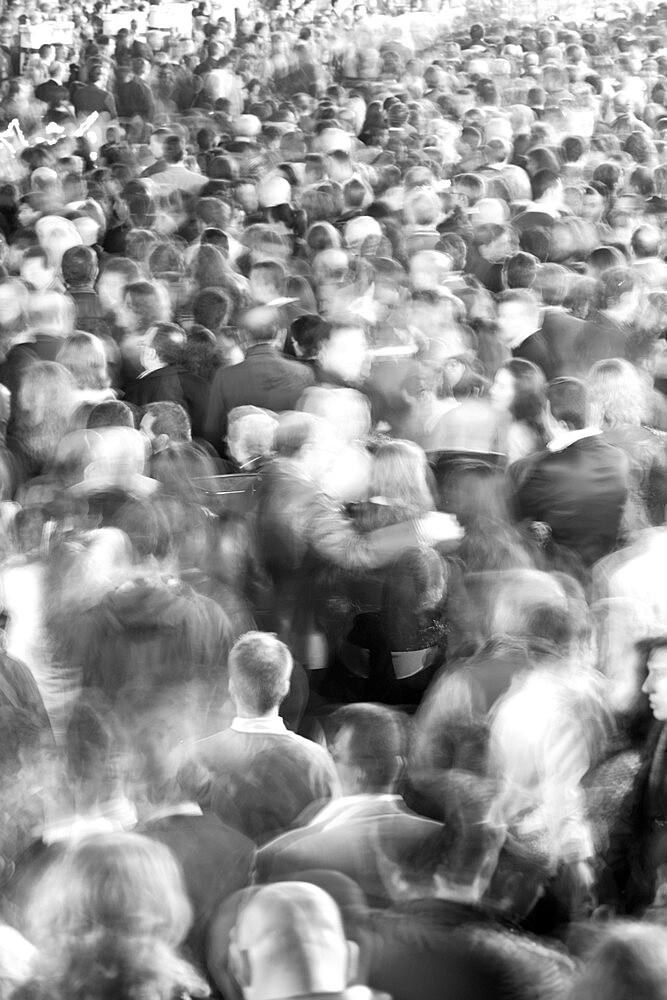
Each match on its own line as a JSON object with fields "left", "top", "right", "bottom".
{"left": 61, "top": 245, "right": 98, "bottom": 288}
{"left": 87, "top": 400, "right": 135, "bottom": 430}
{"left": 547, "top": 376, "right": 588, "bottom": 430}
{"left": 148, "top": 322, "right": 186, "bottom": 366}
{"left": 229, "top": 631, "right": 293, "bottom": 715}
{"left": 193, "top": 287, "right": 233, "bottom": 332}
{"left": 28, "top": 830, "right": 192, "bottom": 949}
{"left": 144, "top": 401, "right": 191, "bottom": 444}
{"left": 227, "top": 405, "right": 277, "bottom": 466}
{"left": 598, "top": 266, "right": 639, "bottom": 310}
{"left": 232, "top": 882, "right": 351, "bottom": 1000}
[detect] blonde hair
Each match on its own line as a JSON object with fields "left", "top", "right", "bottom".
{"left": 370, "top": 439, "right": 434, "bottom": 515}
{"left": 589, "top": 357, "right": 647, "bottom": 428}
{"left": 57, "top": 332, "right": 110, "bottom": 391}
{"left": 14, "top": 361, "right": 77, "bottom": 467}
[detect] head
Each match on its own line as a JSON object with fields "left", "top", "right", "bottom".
{"left": 228, "top": 631, "right": 293, "bottom": 717}
{"left": 227, "top": 406, "right": 277, "bottom": 467}
{"left": 140, "top": 323, "right": 186, "bottom": 373}
{"left": 61, "top": 245, "right": 99, "bottom": 289}
{"left": 490, "top": 357, "right": 547, "bottom": 424}
{"left": 27, "top": 831, "right": 192, "bottom": 949}
{"left": 20, "top": 246, "right": 56, "bottom": 293}
{"left": 369, "top": 439, "right": 434, "bottom": 515}
{"left": 642, "top": 637, "right": 667, "bottom": 721}
{"left": 141, "top": 401, "right": 191, "bottom": 452}
{"left": 96, "top": 257, "right": 141, "bottom": 313}
{"left": 496, "top": 289, "right": 541, "bottom": 348}
{"left": 231, "top": 882, "right": 357, "bottom": 1000}
{"left": 86, "top": 399, "right": 135, "bottom": 430}
{"left": 328, "top": 704, "right": 406, "bottom": 795}
{"left": 547, "top": 376, "right": 590, "bottom": 432}
{"left": 56, "top": 332, "right": 109, "bottom": 391}
{"left": 316, "top": 323, "right": 368, "bottom": 384}
{"left": 588, "top": 357, "right": 647, "bottom": 428}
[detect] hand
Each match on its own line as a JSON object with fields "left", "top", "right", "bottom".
{"left": 418, "top": 512, "right": 465, "bottom": 546}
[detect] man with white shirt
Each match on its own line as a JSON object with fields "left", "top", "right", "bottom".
{"left": 147, "top": 134, "right": 208, "bottom": 197}
{"left": 191, "top": 632, "right": 338, "bottom": 844}
{"left": 510, "top": 377, "right": 629, "bottom": 574}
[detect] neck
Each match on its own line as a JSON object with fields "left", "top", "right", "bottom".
{"left": 236, "top": 706, "right": 280, "bottom": 719}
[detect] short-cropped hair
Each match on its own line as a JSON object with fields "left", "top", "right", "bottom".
{"left": 229, "top": 631, "right": 293, "bottom": 714}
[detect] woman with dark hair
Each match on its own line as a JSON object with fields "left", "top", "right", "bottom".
{"left": 15, "top": 832, "right": 208, "bottom": 1000}
{"left": 490, "top": 358, "right": 548, "bottom": 463}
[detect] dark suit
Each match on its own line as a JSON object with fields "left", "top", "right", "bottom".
{"left": 576, "top": 310, "right": 628, "bottom": 373}
{"left": 34, "top": 78, "right": 69, "bottom": 108}
{"left": 510, "top": 433, "right": 629, "bottom": 568}
{"left": 139, "top": 811, "right": 253, "bottom": 963}
{"left": 539, "top": 307, "right": 585, "bottom": 378}
{"left": 256, "top": 797, "right": 444, "bottom": 906}
{"left": 126, "top": 365, "right": 209, "bottom": 438}
{"left": 512, "top": 331, "right": 552, "bottom": 378}
{"left": 203, "top": 343, "right": 315, "bottom": 453}
{"left": 192, "top": 724, "right": 338, "bottom": 845}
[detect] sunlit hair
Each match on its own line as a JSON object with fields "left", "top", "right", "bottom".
{"left": 28, "top": 832, "right": 191, "bottom": 947}
{"left": 56, "top": 332, "right": 110, "bottom": 391}
{"left": 22, "top": 832, "right": 204, "bottom": 1000}
{"left": 369, "top": 439, "right": 435, "bottom": 515}
{"left": 588, "top": 357, "right": 647, "bottom": 428}
{"left": 12, "top": 361, "right": 77, "bottom": 468}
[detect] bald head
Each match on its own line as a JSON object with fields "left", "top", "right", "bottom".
{"left": 233, "top": 883, "right": 354, "bottom": 1000}
{"left": 241, "top": 305, "right": 282, "bottom": 345}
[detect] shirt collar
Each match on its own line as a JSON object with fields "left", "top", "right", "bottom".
{"left": 231, "top": 715, "right": 287, "bottom": 734}
{"left": 547, "top": 426, "right": 601, "bottom": 453}
{"left": 142, "top": 802, "right": 202, "bottom": 823}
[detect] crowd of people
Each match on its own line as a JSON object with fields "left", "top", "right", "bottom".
{"left": 2, "top": 0, "right": 667, "bottom": 996}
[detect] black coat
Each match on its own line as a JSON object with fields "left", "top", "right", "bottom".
{"left": 203, "top": 344, "right": 314, "bottom": 454}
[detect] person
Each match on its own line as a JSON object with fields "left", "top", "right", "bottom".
{"left": 204, "top": 306, "right": 315, "bottom": 454}
{"left": 510, "top": 378, "right": 630, "bottom": 575}
{"left": 257, "top": 703, "right": 444, "bottom": 903}
{"left": 365, "top": 776, "right": 574, "bottom": 1000}
{"left": 227, "top": 882, "right": 362, "bottom": 1000}
{"left": 189, "top": 631, "right": 338, "bottom": 843}
{"left": 60, "top": 246, "right": 108, "bottom": 339}
{"left": 496, "top": 289, "right": 552, "bottom": 378}
{"left": 13, "top": 832, "right": 208, "bottom": 1000}
{"left": 489, "top": 358, "right": 548, "bottom": 464}
{"left": 256, "top": 412, "right": 463, "bottom": 668}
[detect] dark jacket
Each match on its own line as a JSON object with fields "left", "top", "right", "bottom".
{"left": 126, "top": 365, "right": 209, "bottom": 439}
{"left": 510, "top": 433, "right": 629, "bottom": 568}
{"left": 204, "top": 344, "right": 315, "bottom": 453}
{"left": 191, "top": 724, "right": 338, "bottom": 844}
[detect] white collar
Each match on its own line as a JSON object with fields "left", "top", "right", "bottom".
{"left": 547, "top": 426, "right": 601, "bottom": 453}
{"left": 509, "top": 328, "right": 539, "bottom": 350}
{"left": 231, "top": 715, "right": 287, "bottom": 734}
{"left": 142, "top": 802, "right": 202, "bottom": 823}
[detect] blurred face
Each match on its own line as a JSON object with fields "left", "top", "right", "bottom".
{"left": 319, "top": 327, "right": 368, "bottom": 384}
{"left": 643, "top": 647, "right": 667, "bottom": 720}
{"left": 497, "top": 301, "right": 533, "bottom": 346}
{"left": 21, "top": 256, "right": 54, "bottom": 292}
{"left": 329, "top": 724, "right": 361, "bottom": 795}
{"left": 490, "top": 368, "right": 516, "bottom": 413}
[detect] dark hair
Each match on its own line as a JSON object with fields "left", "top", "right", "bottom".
{"left": 531, "top": 169, "right": 560, "bottom": 201}
{"left": 149, "top": 323, "right": 186, "bottom": 365}
{"left": 500, "top": 357, "right": 548, "bottom": 430}
{"left": 548, "top": 376, "right": 588, "bottom": 430}
{"left": 504, "top": 251, "right": 538, "bottom": 289}
{"left": 61, "top": 245, "right": 98, "bottom": 288}
{"left": 144, "top": 401, "right": 190, "bottom": 442}
{"left": 330, "top": 704, "right": 406, "bottom": 791}
{"left": 192, "top": 287, "right": 233, "bottom": 331}
{"left": 87, "top": 400, "right": 135, "bottom": 429}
